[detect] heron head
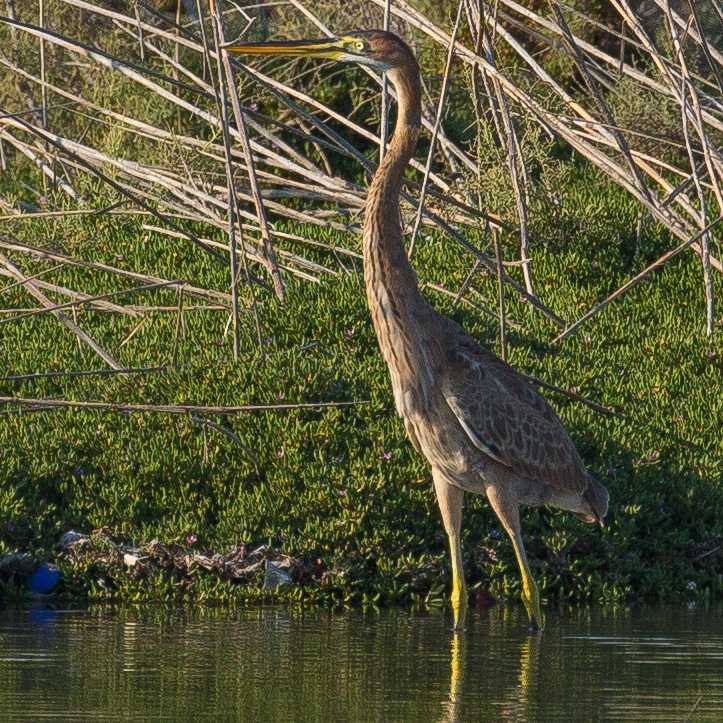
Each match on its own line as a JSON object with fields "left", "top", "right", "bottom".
{"left": 224, "top": 30, "right": 414, "bottom": 72}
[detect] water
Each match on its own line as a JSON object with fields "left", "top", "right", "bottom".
{"left": 1, "top": 604, "right": 721, "bottom": 722}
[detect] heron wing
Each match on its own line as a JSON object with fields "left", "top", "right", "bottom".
{"left": 442, "top": 333, "right": 587, "bottom": 494}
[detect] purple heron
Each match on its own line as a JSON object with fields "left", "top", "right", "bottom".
{"left": 226, "top": 30, "right": 609, "bottom": 631}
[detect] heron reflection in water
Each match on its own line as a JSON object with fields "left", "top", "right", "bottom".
{"left": 226, "top": 30, "right": 608, "bottom": 632}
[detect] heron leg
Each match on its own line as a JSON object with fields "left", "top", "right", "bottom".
{"left": 433, "top": 469, "right": 467, "bottom": 631}
{"left": 486, "top": 485, "right": 543, "bottom": 631}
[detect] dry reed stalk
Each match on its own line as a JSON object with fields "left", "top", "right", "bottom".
{"left": 664, "top": 0, "right": 718, "bottom": 337}
{"left": 0, "top": 128, "right": 82, "bottom": 202}
{"left": 407, "top": 1, "right": 462, "bottom": 262}
{"left": 0, "top": 279, "right": 182, "bottom": 326}
{"left": 133, "top": 0, "right": 146, "bottom": 61}
{"left": 0, "top": 251, "right": 124, "bottom": 369}
{"left": 201, "top": 0, "right": 243, "bottom": 359}
{"left": 0, "top": 304, "right": 227, "bottom": 314}
{"left": 0, "top": 396, "right": 369, "bottom": 414}
{"left": 0, "top": 267, "right": 140, "bottom": 317}
{"left": 379, "top": 0, "right": 392, "bottom": 162}
{"left": 453, "top": 259, "right": 482, "bottom": 308}
{"left": 0, "top": 262, "right": 66, "bottom": 294}
{"left": 214, "top": 2, "right": 285, "bottom": 302}
{"left": 553, "top": 212, "right": 723, "bottom": 343}
{"left": 0, "top": 238, "right": 232, "bottom": 304}
{"left": 493, "top": 226, "right": 507, "bottom": 361}
{"left": 427, "top": 281, "right": 520, "bottom": 328}
{"left": 467, "top": 1, "right": 534, "bottom": 296}
{"left": 171, "top": 285, "right": 185, "bottom": 366}
{"left": 524, "top": 374, "right": 613, "bottom": 417}
{"left": 0, "top": 366, "right": 165, "bottom": 382}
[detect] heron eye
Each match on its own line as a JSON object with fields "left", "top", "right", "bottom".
{"left": 355, "top": 40, "right": 365, "bottom": 51}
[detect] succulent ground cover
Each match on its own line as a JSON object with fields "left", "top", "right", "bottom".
{"left": 0, "top": 0, "right": 721, "bottom": 608}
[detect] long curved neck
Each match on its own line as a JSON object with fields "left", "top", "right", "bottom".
{"left": 363, "top": 57, "right": 429, "bottom": 350}
{"left": 369, "top": 62, "right": 422, "bottom": 235}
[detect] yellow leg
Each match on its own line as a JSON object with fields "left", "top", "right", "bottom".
{"left": 433, "top": 470, "right": 468, "bottom": 631}
{"left": 449, "top": 527, "right": 468, "bottom": 632}
{"left": 486, "top": 485, "right": 543, "bottom": 632}
{"left": 509, "top": 533, "right": 542, "bottom": 632}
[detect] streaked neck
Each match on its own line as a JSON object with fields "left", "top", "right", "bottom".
{"left": 363, "top": 59, "right": 424, "bottom": 321}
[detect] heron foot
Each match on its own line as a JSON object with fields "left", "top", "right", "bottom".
{"left": 522, "top": 579, "right": 543, "bottom": 632}
{"left": 451, "top": 586, "right": 468, "bottom": 633}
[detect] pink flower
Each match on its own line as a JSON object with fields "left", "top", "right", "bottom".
{"left": 187, "top": 534, "right": 197, "bottom": 545}
{"left": 382, "top": 451, "right": 391, "bottom": 460}
{"left": 248, "top": 102, "right": 258, "bottom": 112}
{"left": 277, "top": 449, "right": 284, "bottom": 458}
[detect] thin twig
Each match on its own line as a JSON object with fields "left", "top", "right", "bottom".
{"left": 0, "top": 262, "right": 66, "bottom": 294}
{"left": 117, "top": 317, "right": 148, "bottom": 351}
{"left": 453, "top": 259, "right": 482, "bottom": 307}
{"left": 552, "top": 213, "right": 723, "bottom": 343}
{"left": 0, "top": 279, "right": 183, "bottom": 326}
{"left": 0, "top": 238, "right": 232, "bottom": 305}
{"left": 478, "top": 1, "right": 534, "bottom": 295}
{"left": 524, "top": 374, "right": 613, "bottom": 416}
{"left": 493, "top": 227, "right": 507, "bottom": 361}
{"left": 216, "top": 2, "right": 285, "bottom": 302}
{"left": 380, "top": 0, "right": 392, "bottom": 162}
{"left": 0, "top": 397, "right": 370, "bottom": 415}
{"left": 171, "top": 285, "right": 185, "bottom": 366}
{"left": 134, "top": 0, "right": 146, "bottom": 62}
{"left": 0, "top": 366, "right": 166, "bottom": 382}
{"left": 190, "top": 415, "right": 263, "bottom": 477}
{"left": 408, "top": 1, "right": 463, "bottom": 261}
{"left": 205, "top": 0, "right": 243, "bottom": 359}
{"left": 0, "top": 251, "right": 124, "bottom": 370}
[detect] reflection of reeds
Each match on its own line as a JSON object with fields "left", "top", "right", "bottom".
{"left": 0, "top": 0, "right": 721, "bottom": 374}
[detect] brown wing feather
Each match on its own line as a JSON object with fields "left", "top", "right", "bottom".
{"left": 442, "top": 333, "right": 587, "bottom": 494}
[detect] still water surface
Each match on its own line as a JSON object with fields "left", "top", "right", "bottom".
{"left": 1, "top": 604, "right": 721, "bottom": 722}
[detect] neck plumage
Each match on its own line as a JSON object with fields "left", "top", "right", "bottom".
{"left": 363, "top": 58, "right": 430, "bottom": 365}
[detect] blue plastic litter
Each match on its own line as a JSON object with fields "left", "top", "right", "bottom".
{"left": 28, "top": 564, "right": 61, "bottom": 594}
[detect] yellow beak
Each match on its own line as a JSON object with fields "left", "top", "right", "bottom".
{"left": 223, "top": 37, "right": 344, "bottom": 60}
